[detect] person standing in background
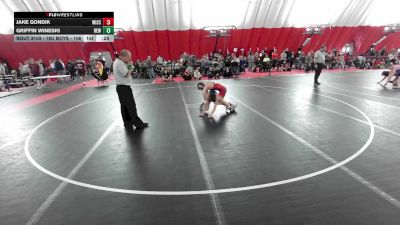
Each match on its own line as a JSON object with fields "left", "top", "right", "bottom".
{"left": 313, "top": 44, "right": 327, "bottom": 85}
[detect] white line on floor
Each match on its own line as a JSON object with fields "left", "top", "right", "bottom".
{"left": 255, "top": 85, "right": 400, "bottom": 137}
{"left": 178, "top": 83, "right": 226, "bottom": 225}
{"left": 25, "top": 119, "right": 118, "bottom": 225}
{"left": 324, "top": 81, "right": 400, "bottom": 101}
{"left": 265, "top": 76, "right": 400, "bottom": 110}
{"left": 230, "top": 93, "right": 400, "bottom": 209}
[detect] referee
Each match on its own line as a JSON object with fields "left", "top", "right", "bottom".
{"left": 114, "top": 49, "right": 148, "bottom": 130}
{"left": 313, "top": 44, "right": 327, "bottom": 85}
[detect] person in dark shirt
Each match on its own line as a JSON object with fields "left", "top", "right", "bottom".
{"left": 67, "top": 60, "right": 75, "bottom": 80}
{"left": 74, "top": 58, "right": 87, "bottom": 85}
{"left": 29, "top": 59, "right": 40, "bottom": 77}
{"left": 161, "top": 67, "right": 173, "bottom": 82}
{"left": 54, "top": 58, "right": 65, "bottom": 74}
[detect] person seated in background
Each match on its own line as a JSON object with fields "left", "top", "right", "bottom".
{"left": 19, "top": 62, "right": 30, "bottom": 77}
{"left": 201, "top": 56, "right": 211, "bottom": 75}
{"left": 193, "top": 68, "right": 202, "bottom": 80}
{"left": 223, "top": 66, "right": 232, "bottom": 78}
{"left": 11, "top": 70, "right": 18, "bottom": 79}
{"left": 0, "top": 80, "right": 5, "bottom": 92}
{"left": 212, "top": 58, "right": 219, "bottom": 70}
{"left": 261, "top": 56, "right": 271, "bottom": 72}
{"left": 305, "top": 52, "right": 314, "bottom": 72}
{"left": 174, "top": 61, "right": 182, "bottom": 76}
{"left": 154, "top": 64, "right": 162, "bottom": 77}
{"left": 372, "top": 58, "right": 385, "bottom": 69}
{"left": 208, "top": 59, "right": 220, "bottom": 79}
{"left": 161, "top": 67, "right": 173, "bottom": 82}
{"left": 0, "top": 61, "right": 5, "bottom": 75}
{"left": 0, "top": 61, "right": 7, "bottom": 91}
{"left": 157, "top": 55, "right": 163, "bottom": 66}
{"left": 205, "top": 67, "right": 214, "bottom": 79}
{"left": 231, "top": 57, "right": 239, "bottom": 76}
{"left": 182, "top": 68, "right": 192, "bottom": 81}
{"left": 194, "top": 60, "right": 201, "bottom": 71}
{"left": 186, "top": 62, "right": 194, "bottom": 75}
{"left": 337, "top": 53, "right": 345, "bottom": 70}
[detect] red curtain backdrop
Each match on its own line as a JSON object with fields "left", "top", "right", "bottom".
{"left": 1, "top": 26, "right": 400, "bottom": 68}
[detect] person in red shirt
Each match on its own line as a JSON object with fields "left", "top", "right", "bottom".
{"left": 197, "top": 81, "right": 237, "bottom": 118}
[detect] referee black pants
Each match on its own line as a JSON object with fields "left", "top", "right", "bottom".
{"left": 314, "top": 63, "right": 324, "bottom": 83}
{"left": 116, "top": 85, "right": 144, "bottom": 127}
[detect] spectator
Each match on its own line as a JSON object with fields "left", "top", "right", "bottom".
{"left": 174, "top": 61, "right": 182, "bottom": 76}
{"left": 0, "top": 61, "right": 6, "bottom": 91}
{"left": 145, "top": 56, "right": 155, "bottom": 79}
{"left": 305, "top": 52, "right": 314, "bottom": 72}
{"left": 29, "top": 58, "right": 40, "bottom": 77}
{"left": 247, "top": 52, "right": 255, "bottom": 72}
{"left": 138, "top": 60, "right": 146, "bottom": 78}
{"left": 231, "top": 57, "right": 240, "bottom": 76}
{"left": 37, "top": 59, "right": 46, "bottom": 75}
{"left": 67, "top": 60, "right": 75, "bottom": 80}
{"left": 193, "top": 68, "right": 201, "bottom": 80}
{"left": 54, "top": 58, "right": 65, "bottom": 75}
{"left": 223, "top": 66, "right": 232, "bottom": 78}
{"left": 161, "top": 67, "right": 173, "bottom": 82}
{"left": 380, "top": 46, "right": 386, "bottom": 56}
{"left": 0, "top": 61, "right": 6, "bottom": 78}
{"left": 74, "top": 58, "right": 87, "bottom": 85}
{"left": 20, "top": 61, "right": 30, "bottom": 76}
{"left": 280, "top": 50, "right": 287, "bottom": 71}
{"left": 337, "top": 53, "right": 345, "bottom": 70}
{"left": 157, "top": 55, "right": 163, "bottom": 65}
{"left": 48, "top": 59, "right": 55, "bottom": 73}
{"left": 239, "top": 55, "right": 246, "bottom": 74}
{"left": 262, "top": 55, "right": 271, "bottom": 72}
{"left": 182, "top": 69, "right": 192, "bottom": 81}
{"left": 36, "top": 60, "right": 44, "bottom": 76}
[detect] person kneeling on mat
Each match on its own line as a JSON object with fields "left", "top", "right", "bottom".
{"left": 197, "top": 81, "right": 236, "bottom": 118}
{"left": 380, "top": 63, "right": 400, "bottom": 88}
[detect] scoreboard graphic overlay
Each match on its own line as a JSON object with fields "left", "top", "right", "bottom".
{"left": 14, "top": 12, "right": 114, "bottom": 42}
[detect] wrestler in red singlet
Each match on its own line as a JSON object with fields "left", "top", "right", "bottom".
{"left": 211, "top": 83, "right": 227, "bottom": 97}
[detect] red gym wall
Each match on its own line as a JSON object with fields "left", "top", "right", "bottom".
{"left": 1, "top": 26, "right": 400, "bottom": 68}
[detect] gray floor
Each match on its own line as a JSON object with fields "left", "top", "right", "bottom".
{"left": 1, "top": 70, "right": 400, "bottom": 225}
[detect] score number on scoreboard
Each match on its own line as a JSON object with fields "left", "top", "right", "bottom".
{"left": 14, "top": 12, "right": 115, "bottom": 43}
